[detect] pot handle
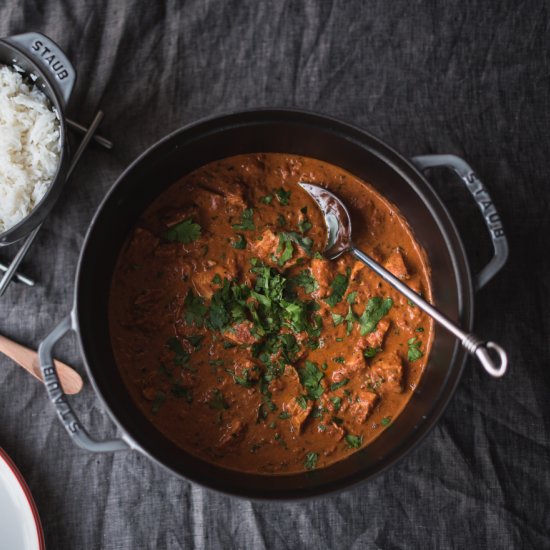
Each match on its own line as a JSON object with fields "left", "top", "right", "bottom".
{"left": 411, "top": 154, "right": 508, "bottom": 290}
{"left": 38, "top": 315, "right": 130, "bottom": 452}
{"left": 5, "top": 32, "right": 76, "bottom": 108}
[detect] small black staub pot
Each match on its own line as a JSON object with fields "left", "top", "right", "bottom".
{"left": 0, "top": 32, "right": 76, "bottom": 246}
{"left": 38, "top": 110, "right": 508, "bottom": 499}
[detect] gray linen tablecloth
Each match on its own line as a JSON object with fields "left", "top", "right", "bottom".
{"left": 1, "top": 1, "right": 549, "bottom": 548}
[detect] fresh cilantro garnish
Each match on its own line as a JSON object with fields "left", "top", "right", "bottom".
{"left": 277, "top": 214, "right": 287, "bottom": 228}
{"left": 291, "top": 270, "right": 319, "bottom": 294}
{"left": 325, "top": 268, "right": 351, "bottom": 307}
{"left": 332, "top": 313, "right": 344, "bottom": 326}
{"left": 222, "top": 341, "right": 236, "bottom": 349}
{"left": 212, "top": 273, "right": 223, "bottom": 285}
{"left": 333, "top": 356, "right": 345, "bottom": 364}
{"left": 232, "top": 208, "right": 255, "bottom": 230}
{"left": 225, "top": 367, "right": 254, "bottom": 388}
{"left": 330, "top": 378, "right": 349, "bottom": 391}
{"left": 346, "top": 291, "right": 358, "bottom": 304}
{"left": 151, "top": 391, "right": 166, "bottom": 414}
{"left": 183, "top": 290, "right": 208, "bottom": 327}
{"left": 358, "top": 297, "right": 393, "bottom": 335}
{"left": 280, "top": 231, "right": 313, "bottom": 255}
{"left": 171, "top": 385, "right": 193, "bottom": 403}
{"left": 380, "top": 416, "right": 392, "bottom": 426}
{"left": 345, "top": 434, "right": 363, "bottom": 448}
{"left": 277, "top": 233, "right": 295, "bottom": 266}
{"left": 298, "top": 213, "right": 312, "bottom": 234}
{"left": 363, "top": 346, "right": 381, "bottom": 358}
{"left": 232, "top": 234, "right": 247, "bottom": 249}
{"left": 208, "top": 389, "right": 229, "bottom": 410}
{"left": 330, "top": 396, "right": 342, "bottom": 412}
{"left": 185, "top": 335, "right": 203, "bottom": 349}
{"left": 407, "top": 337, "right": 424, "bottom": 362}
{"left": 162, "top": 219, "right": 201, "bottom": 243}
{"left": 304, "top": 451, "right": 318, "bottom": 470}
{"left": 298, "top": 361, "right": 325, "bottom": 400}
{"left": 275, "top": 187, "right": 291, "bottom": 205}
{"left": 278, "top": 411, "right": 291, "bottom": 420}
{"left": 296, "top": 395, "right": 308, "bottom": 410}
{"left": 416, "top": 327, "right": 424, "bottom": 332}
{"left": 166, "top": 337, "right": 196, "bottom": 371}
{"left": 260, "top": 194, "right": 273, "bottom": 204}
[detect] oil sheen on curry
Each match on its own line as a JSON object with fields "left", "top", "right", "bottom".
{"left": 109, "top": 153, "right": 433, "bottom": 474}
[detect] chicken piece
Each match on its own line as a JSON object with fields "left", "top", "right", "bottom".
{"left": 160, "top": 204, "right": 200, "bottom": 228}
{"left": 272, "top": 365, "right": 312, "bottom": 434}
{"left": 348, "top": 390, "right": 379, "bottom": 424}
{"left": 331, "top": 349, "right": 367, "bottom": 383}
{"left": 321, "top": 421, "right": 345, "bottom": 450}
{"left": 355, "top": 318, "right": 391, "bottom": 352}
{"left": 310, "top": 258, "right": 333, "bottom": 298}
{"left": 249, "top": 228, "right": 279, "bottom": 264}
{"left": 250, "top": 229, "right": 308, "bottom": 269}
{"left": 125, "top": 227, "right": 159, "bottom": 264}
{"left": 191, "top": 262, "right": 237, "bottom": 299}
{"left": 369, "top": 351, "right": 404, "bottom": 393}
{"left": 217, "top": 419, "right": 247, "bottom": 449}
{"left": 231, "top": 359, "right": 261, "bottom": 383}
{"left": 131, "top": 289, "right": 166, "bottom": 332}
{"left": 384, "top": 248, "right": 409, "bottom": 280}
{"left": 222, "top": 321, "right": 262, "bottom": 346}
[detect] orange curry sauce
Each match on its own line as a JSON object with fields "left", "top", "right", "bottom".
{"left": 109, "top": 153, "right": 433, "bottom": 474}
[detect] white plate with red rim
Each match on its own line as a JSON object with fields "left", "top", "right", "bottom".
{"left": 0, "top": 448, "right": 45, "bottom": 550}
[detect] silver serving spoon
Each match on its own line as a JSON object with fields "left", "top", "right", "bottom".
{"left": 299, "top": 182, "right": 508, "bottom": 378}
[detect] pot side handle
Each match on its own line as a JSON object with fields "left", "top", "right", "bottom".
{"left": 38, "top": 315, "right": 130, "bottom": 452}
{"left": 5, "top": 32, "right": 76, "bottom": 109}
{"left": 411, "top": 154, "right": 509, "bottom": 290}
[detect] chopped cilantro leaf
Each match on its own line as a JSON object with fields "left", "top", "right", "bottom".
{"left": 212, "top": 273, "right": 222, "bottom": 285}
{"left": 208, "top": 389, "right": 229, "bottom": 410}
{"left": 298, "top": 218, "right": 312, "bottom": 234}
{"left": 363, "top": 346, "right": 381, "bottom": 358}
{"left": 330, "top": 378, "right": 349, "bottom": 391}
{"left": 292, "top": 269, "right": 319, "bottom": 294}
{"left": 232, "top": 234, "right": 247, "bottom": 249}
{"left": 332, "top": 313, "right": 344, "bottom": 326}
{"left": 278, "top": 411, "right": 291, "bottom": 420}
{"left": 325, "top": 268, "right": 351, "bottom": 307}
{"left": 277, "top": 214, "right": 287, "bottom": 227}
{"left": 407, "top": 337, "right": 424, "bottom": 362}
{"left": 359, "top": 297, "right": 393, "bottom": 335}
{"left": 380, "top": 416, "right": 392, "bottom": 426}
{"left": 346, "top": 291, "right": 358, "bottom": 304}
{"left": 304, "top": 451, "right": 318, "bottom": 470}
{"left": 416, "top": 327, "right": 424, "bottom": 332}
{"left": 186, "top": 335, "right": 204, "bottom": 349}
{"left": 183, "top": 290, "right": 208, "bottom": 327}
{"left": 151, "top": 391, "right": 166, "bottom": 414}
{"left": 298, "top": 361, "right": 325, "bottom": 400}
{"left": 171, "top": 385, "right": 193, "bottom": 403}
{"left": 296, "top": 395, "right": 308, "bottom": 410}
{"left": 261, "top": 194, "right": 273, "bottom": 204}
{"left": 345, "top": 434, "right": 363, "bottom": 448}
{"left": 277, "top": 233, "right": 295, "bottom": 266}
{"left": 333, "top": 356, "right": 345, "bottom": 364}
{"left": 330, "top": 396, "right": 342, "bottom": 412}
{"left": 275, "top": 187, "right": 291, "bottom": 205}
{"left": 162, "top": 219, "right": 201, "bottom": 243}
{"left": 225, "top": 367, "right": 254, "bottom": 388}
{"left": 232, "top": 208, "right": 255, "bottom": 230}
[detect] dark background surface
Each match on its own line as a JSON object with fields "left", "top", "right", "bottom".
{"left": 0, "top": 1, "right": 549, "bottom": 548}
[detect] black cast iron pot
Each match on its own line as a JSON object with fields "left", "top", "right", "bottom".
{"left": 38, "top": 110, "right": 508, "bottom": 499}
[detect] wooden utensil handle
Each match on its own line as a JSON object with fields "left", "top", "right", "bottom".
{"left": 0, "top": 334, "right": 83, "bottom": 395}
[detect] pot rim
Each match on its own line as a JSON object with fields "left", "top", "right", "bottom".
{"left": 73, "top": 107, "right": 474, "bottom": 500}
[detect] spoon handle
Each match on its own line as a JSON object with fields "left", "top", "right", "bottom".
{"left": 0, "top": 334, "right": 83, "bottom": 394}
{"left": 351, "top": 247, "right": 508, "bottom": 378}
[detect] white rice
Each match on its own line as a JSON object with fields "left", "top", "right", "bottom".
{"left": 0, "top": 65, "right": 61, "bottom": 233}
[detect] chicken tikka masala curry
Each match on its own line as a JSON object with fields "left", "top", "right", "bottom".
{"left": 109, "top": 153, "right": 433, "bottom": 474}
